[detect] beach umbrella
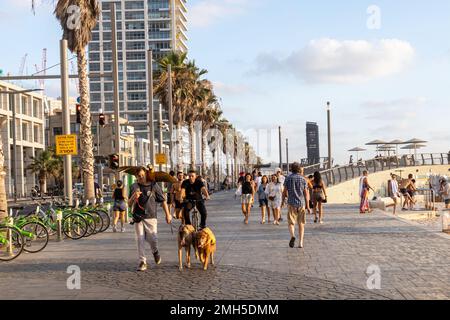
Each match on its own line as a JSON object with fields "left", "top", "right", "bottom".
{"left": 385, "top": 139, "right": 405, "bottom": 155}
{"left": 348, "top": 147, "right": 366, "bottom": 161}
{"left": 366, "top": 139, "right": 388, "bottom": 156}
{"left": 401, "top": 143, "right": 426, "bottom": 159}
{"left": 377, "top": 144, "right": 395, "bottom": 156}
{"left": 403, "top": 139, "right": 428, "bottom": 160}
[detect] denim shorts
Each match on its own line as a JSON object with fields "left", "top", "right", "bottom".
{"left": 259, "top": 198, "right": 268, "bottom": 207}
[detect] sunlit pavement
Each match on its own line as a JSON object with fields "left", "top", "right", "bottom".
{"left": 1, "top": 191, "right": 449, "bottom": 300}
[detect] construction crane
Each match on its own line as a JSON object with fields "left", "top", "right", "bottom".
{"left": 19, "top": 54, "right": 28, "bottom": 76}
{"left": 31, "top": 49, "right": 48, "bottom": 93}
{"left": 40, "top": 48, "right": 47, "bottom": 92}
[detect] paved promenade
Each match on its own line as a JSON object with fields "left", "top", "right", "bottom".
{"left": 0, "top": 191, "right": 449, "bottom": 300}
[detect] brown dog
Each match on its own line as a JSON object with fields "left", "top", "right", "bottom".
{"left": 178, "top": 224, "right": 197, "bottom": 271}
{"left": 195, "top": 227, "right": 216, "bottom": 270}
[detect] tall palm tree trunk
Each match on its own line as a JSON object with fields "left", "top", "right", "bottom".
{"left": 201, "top": 128, "right": 207, "bottom": 176}
{"left": 176, "top": 123, "right": 184, "bottom": 172}
{"left": 77, "top": 49, "right": 95, "bottom": 202}
{"left": 0, "top": 134, "right": 7, "bottom": 220}
{"left": 188, "top": 122, "right": 196, "bottom": 170}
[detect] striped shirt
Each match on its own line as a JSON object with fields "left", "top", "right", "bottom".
{"left": 283, "top": 173, "right": 307, "bottom": 207}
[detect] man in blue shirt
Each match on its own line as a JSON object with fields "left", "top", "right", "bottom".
{"left": 282, "top": 162, "right": 310, "bottom": 248}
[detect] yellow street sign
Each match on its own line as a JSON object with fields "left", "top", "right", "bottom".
{"left": 155, "top": 153, "right": 167, "bottom": 165}
{"left": 55, "top": 134, "right": 78, "bottom": 155}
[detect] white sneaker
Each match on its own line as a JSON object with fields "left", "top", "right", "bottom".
{"left": 137, "top": 261, "right": 147, "bottom": 271}
{"left": 121, "top": 227, "right": 125, "bottom": 233}
{"left": 112, "top": 225, "right": 117, "bottom": 233}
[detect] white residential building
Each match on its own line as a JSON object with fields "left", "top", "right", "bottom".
{"left": 0, "top": 80, "right": 46, "bottom": 198}
{"left": 88, "top": 0, "right": 188, "bottom": 140}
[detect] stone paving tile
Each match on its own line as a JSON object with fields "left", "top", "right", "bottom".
{"left": 1, "top": 192, "right": 449, "bottom": 300}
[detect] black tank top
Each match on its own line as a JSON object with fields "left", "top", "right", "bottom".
{"left": 114, "top": 188, "right": 124, "bottom": 201}
{"left": 242, "top": 181, "right": 253, "bottom": 194}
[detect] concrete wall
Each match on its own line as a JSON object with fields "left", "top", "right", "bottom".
{"left": 327, "top": 165, "right": 450, "bottom": 204}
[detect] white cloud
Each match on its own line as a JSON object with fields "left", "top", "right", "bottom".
{"left": 362, "top": 97, "right": 427, "bottom": 109}
{"left": 188, "top": 0, "right": 253, "bottom": 28}
{"left": 251, "top": 38, "right": 415, "bottom": 84}
{"left": 213, "top": 81, "right": 252, "bottom": 95}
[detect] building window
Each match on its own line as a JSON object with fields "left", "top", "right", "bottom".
{"left": 126, "top": 51, "right": 145, "bottom": 60}
{"left": 34, "top": 125, "right": 40, "bottom": 143}
{"left": 128, "top": 114, "right": 147, "bottom": 121}
{"left": 21, "top": 96, "right": 28, "bottom": 115}
{"left": 125, "top": 21, "right": 144, "bottom": 30}
{"left": 126, "top": 31, "right": 145, "bottom": 40}
{"left": 90, "top": 82, "right": 101, "bottom": 92}
{"left": 126, "top": 42, "right": 146, "bottom": 50}
{"left": 22, "top": 123, "right": 29, "bottom": 141}
{"left": 127, "top": 82, "right": 146, "bottom": 91}
{"left": 128, "top": 102, "right": 147, "bottom": 111}
{"left": 125, "top": 1, "right": 144, "bottom": 10}
{"left": 126, "top": 72, "right": 146, "bottom": 80}
{"left": 124, "top": 11, "right": 144, "bottom": 20}
{"left": 127, "top": 61, "right": 146, "bottom": 70}
{"left": 32, "top": 99, "right": 40, "bottom": 118}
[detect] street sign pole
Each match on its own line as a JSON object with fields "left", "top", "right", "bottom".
{"left": 147, "top": 50, "right": 155, "bottom": 167}
{"left": 111, "top": 3, "right": 120, "bottom": 182}
{"left": 60, "top": 39, "right": 72, "bottom": 207}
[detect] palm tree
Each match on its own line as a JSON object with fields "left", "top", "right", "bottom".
{"left": 54, "top": 0, "right": 100, "bottom": 202}
{"left": 186, "top": 76, "right": 212, "bottom": 170}
{"left": 27, "top": 150, "right": 60, "bottom": 194}
{"left": 154, "top": 51, "right": 191, "bottom": 171}
{"left": 154, "top": 52, "right": 208, "bottom": 171}
{"left": 198, "top": 104, "right": 222, "bottom": 175}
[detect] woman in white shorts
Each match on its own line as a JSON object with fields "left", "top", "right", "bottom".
{"left": 266, "top": 174, "right": 283, "bottom": 225}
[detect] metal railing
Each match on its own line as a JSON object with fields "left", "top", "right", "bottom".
{"left": 314, "top": 153, "right": 450, "bottom": 187}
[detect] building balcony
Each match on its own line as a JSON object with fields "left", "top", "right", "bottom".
{"left": 176, "top": 0, "right": 188, "bottom": 13}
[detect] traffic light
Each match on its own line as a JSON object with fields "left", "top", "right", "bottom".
{"left": 76, "top": 104, "right": 81, "bottom": 124}
{"left": 109, "top": 154, "right": 119, "bottom": 170}
{"left": 99, "top": 113, "right": 106, "bottom": 127}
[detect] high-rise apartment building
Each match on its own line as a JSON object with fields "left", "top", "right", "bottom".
{"left": 88, "top": 0, "right": 188, "bottom": 140}
{"left": 306, "top": 122, "right": 320, "bottom": 165}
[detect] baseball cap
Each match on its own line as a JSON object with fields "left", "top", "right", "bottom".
{"left": 275, "top": 168, "right": 282, "bottom": 172}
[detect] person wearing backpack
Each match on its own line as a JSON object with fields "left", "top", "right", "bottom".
{"left": 128, "top": 167, "right": 172, "bottom": 272}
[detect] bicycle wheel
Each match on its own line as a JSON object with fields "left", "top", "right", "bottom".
{"left": 89, "top": 211, "right": 103, "bottom": 234}
{"left": 96, "top": 210, "right": 110, "bottom": 233}
{"left": 21, "top": 222, "right": 49, "bottom": 253}
{"left": 0, "top": 226, "right": 24, "bottom": 261}
{"left": 191, "top": 210, "right": 200, "bottom": 231}
{"left": 62, "top": 214, "right": 88, "bottom": 240}
{"left": 82, "top": 213, "right": 97, "bottom": 237}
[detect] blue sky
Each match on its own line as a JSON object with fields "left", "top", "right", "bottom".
{"left": 1, "top": 0, "right": 450, "bottom": 164}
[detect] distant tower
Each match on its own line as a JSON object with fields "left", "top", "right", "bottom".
{"left": 306, "top": 122, "right": 320, "bottom": 165}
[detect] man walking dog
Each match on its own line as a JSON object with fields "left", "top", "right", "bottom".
{"left": 128, "top": 167, "right": 172, "bottom": 271}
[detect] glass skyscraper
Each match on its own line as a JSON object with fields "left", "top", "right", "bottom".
{"left": 306, "top": 122, "right": 320, "bottom": 165}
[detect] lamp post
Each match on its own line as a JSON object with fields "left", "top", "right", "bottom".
{"left": 286, "top": 138, "right": 289, "bottom": 174}
{"left": 147, "top": 49, "right": 155, "bottom": 167}
{"left": 327, "top": 101, "right": 333, "bottom": 184}
{"left": 0, "top": 89, "right": 43, "bottom": 202}
{"left": 111, "top": 2, "right": 120, "bottom": 182}
{"left": 278, "top": 126, "right": 282, "bottom": 170}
